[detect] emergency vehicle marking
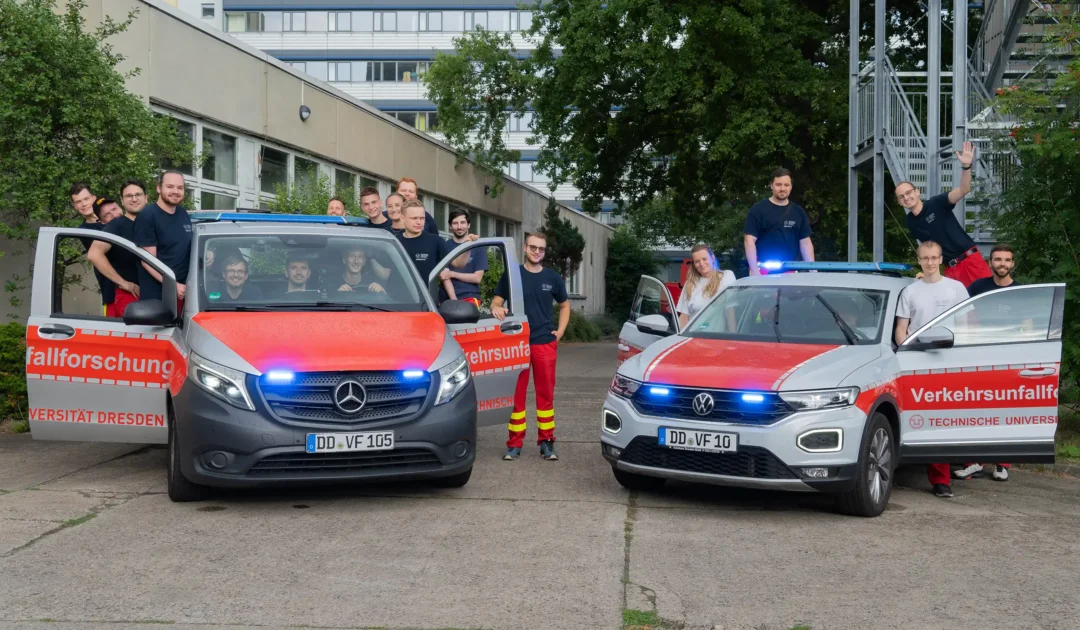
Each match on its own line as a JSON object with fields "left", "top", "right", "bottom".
{"left": 28, "top": 407, "right": 166, "bottom": 426}
{"left": 644, "top": 339, "right": 840, "bottom": 391}
{"left": 453, "top": 321, "right": 532, "bottom": 375}
{"left": 770, "top": 346, "right": 845, "bottom": 390}
{"left": 854, "top": 374, "right": 902, "bottom": 414}
{"left": 616, "top": 338, "right": 645, "bottom": 368}
{"left": 643, "top": 337, "right": 693, "bottom": 382}
{"left": 477, "top": 395, "right": 515, "bottom": 411}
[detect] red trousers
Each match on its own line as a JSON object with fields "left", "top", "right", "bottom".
{"left": 944, "top": 250, "right": 991, "bottom": 287}
{"left": 106, "top": 288, "right": 138, "bottom": 318}
{"left": 507, "top": 341, "right": 558, "bottom": 448}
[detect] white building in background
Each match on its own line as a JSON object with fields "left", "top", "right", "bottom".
{"left": 181, "top": 0, "right": 623, "bottom": 226}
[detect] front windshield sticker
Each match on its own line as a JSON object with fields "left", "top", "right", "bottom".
{"left": 208, "top": 292, "right": 221, "bottom": 301}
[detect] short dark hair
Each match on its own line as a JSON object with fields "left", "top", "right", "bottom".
{"left": 69, "top": 182, "right": 91, "bottom": 198}
{"left": 92, "top": 198, "right": 118, "bottom": 218}
{"left": 328, "top": 196, "right": 344, "bottom": 205}
{"left": 221, "top": 254, "right": 247, "bottom": 271}
{"left": 157, "top": 169, "right": 185, "bottom": 186}
{"left": 525, "top": 232, "right": 547, "bottom": 246}
{"left": 286, "top": 253, "right": 310, "bottom": 268}
{"left": 448, "top": 208, "right": 470, "bottom": 226}
{"left": 120, "top": 180, "right": 146, "bottom": 197}
{"left": 990, "top": 244, "right": 1014, "bottom": 257}
{"left": 359, "top": 187, "right": 380, "bottom": 200}
{"left": 769, "top": 168, "right": 792, "bottom": 183}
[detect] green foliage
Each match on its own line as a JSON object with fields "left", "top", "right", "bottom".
{"left": 479, "top": 248, "right": 506, "bottom": 310}
{"left": 540, "top": 202, "right": 585, "bottom": 278}
{"left": 0, "top": 323, "right": 28, "bottom": 422}
{"left": 558, "top": 306, "right": 602, "bottom": 343}
{"left": 606, "top": 225, "right": 660, "bottom": 317}
{"left": 267, "top": 173, "right": 359, "bottom": 217}
{"left": 0, "top": 0, "right": 194, "bottom": 308}
{"left": 989, "top": 20, "right": 1080, "bottom": 400}
{"left": 590, "top": 312, "right": 623, "bottom": 337}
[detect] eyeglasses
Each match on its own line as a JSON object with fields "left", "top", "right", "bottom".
{"left": 527, "top": 245, "right": 546, "bottom": 253}
{"left": 224, "top": 268, "right": 247, "bottom": 275}
{"left": 918, "top": 256, "right": 942, "bottom": 262}
{"left": 122, "top": 192, "right": 145, "bottom": 200}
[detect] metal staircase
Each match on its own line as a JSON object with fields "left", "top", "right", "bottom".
{"left": 847, "top": 0, "right": 1075, "bottom": 260}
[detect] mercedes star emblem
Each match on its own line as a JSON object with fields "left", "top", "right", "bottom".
{"left": 333, "top": 380, "right": 367, "bottom": 415}
{"left": 692, "top": 392, "right": 715, "bottom": 416}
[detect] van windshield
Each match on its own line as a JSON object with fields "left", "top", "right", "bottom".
{"left": 197, "top": 235, "right": 426, "bottom": 312}
{"left": 684, "top": 285, "right": 889, "bottom": 345}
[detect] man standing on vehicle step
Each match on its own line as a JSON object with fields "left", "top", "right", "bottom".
{"left": 896, "top": 141, "right": 991, "bottom": 288}
{"left": 744, "top": 168, "right": 815, "bottom": 275}
{"left": 133, "top": 170, "right": 192, "bottom": 310}
{"left": 491, "top": 232, "right": 570, "bottom": 461}
{"left": 894, "top": 241, "right": 970, "bottom": 498}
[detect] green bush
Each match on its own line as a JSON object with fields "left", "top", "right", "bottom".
{"left": 590, "top": 312, "right": 623, "bottom": 338}
{"left": 0, "top": 322, "right": 28, "bottom": 422}
{"left": 479, "top": 248, "right": 505, "bottom": 310}
{"left": 605, "top": 226, "right": 660, "bottom": 318}
{"left": 558, "top": 306, "right": 601, "bottom": 343}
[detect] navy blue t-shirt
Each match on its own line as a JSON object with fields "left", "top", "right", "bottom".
{"left": 78, "top": 221, "right": 112, "bottom": 305}
{"left": 439, "top": 242, "right": 487, "bottom": 301}
{"left": 367, "top": 215, "right": 397, "bottom": 234}
{"left": 495, "top": 265, "right": 568, "bottom": 344}
{"left": 744, "top": 199, "right": 812, "bottom": 264}
{"left": 132, "top": 203, "right": 192, "bottom": 301}
{"left": 397, "top": 231, "right": 454, "bottom": 282}
{"left": 968, "top": 277, "right": 1019, "bottom": 297}
{"left": 904, "top": 193, "right": 977, "bottom": 262}
{"left": 102, "top": 216, "right": 141, "bottom": 288}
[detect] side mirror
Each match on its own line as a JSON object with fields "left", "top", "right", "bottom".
{"left": 901, "top": 326, "right": 954, "bottom": 351}
{"left": 123, "top": 300, "right": 176, "bottom": 327}
{"left": 439, "top": 299, "right": 481, "bottom": 325}
{"left": 636, "top": 313, "right": 672, "bottom": 337}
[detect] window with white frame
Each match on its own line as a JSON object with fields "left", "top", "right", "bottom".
{"left": 283, "top": 12, "right": 306, "bottom": 32}
{"left": 510, "top": 11, "right": 533, "bottom": 31}
{"left": 465, "top": 11, "right": 487, "bottom": 30}
{"left": 328, "top": 62, "right": 351, "bottom": 82}
{"left": 566, "top": 265, "right": 583, "bottom": 295}
{"left": 161, "top": 118, "right": 195, "bottom": 176}
{"left": 202, "top": 4, "right": 214, "bottom": 19}
{"left": 507, "top": 112, "right": 534, "bottom": 132}
{"left": 419, "top": 11, "right": 442, "bottom": 31}
{"left": 290, "top": 62, "right": 306, "bottom": 73}
{"left": 373, "top": 11, "right": 397, "bottom": 31}
{"left": 201, "top": 129, "right": 237, "bottom": 186}
{"left": 260, "top": 146, "right": 289, "bottom": 194}
{"left": 294, "top": 156, "right": 319, "bottom": 189}
{"left": 329, "top": 11, "right": 351, "bottom": 31}
{"left": 335, "top": 169, "right": 355, "bottom": 197}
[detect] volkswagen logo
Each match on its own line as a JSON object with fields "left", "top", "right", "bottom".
{"left": 333, "top": 380, "right": 367, "bottom": 415}
{"left": 692, "top": 393, "right": 715, "bottom": 416}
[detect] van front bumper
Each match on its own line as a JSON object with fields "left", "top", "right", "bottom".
{"left": 172, "top": 380, "right": 477, "bottom": 488}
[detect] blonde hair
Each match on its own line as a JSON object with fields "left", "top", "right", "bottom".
{"left": 685, "top": 244, "right": 723, "bottom": 299}
{"left": 402, "top": 199, "right": 426, "bottom": 213}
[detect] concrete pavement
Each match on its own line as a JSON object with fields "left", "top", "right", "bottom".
{"left": 2, "top": 342, "right": 1079, "bottom": 630}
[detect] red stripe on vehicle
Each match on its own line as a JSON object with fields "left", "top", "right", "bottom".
{"left": 644, "top": 339, "right": 840, "bottom": 390}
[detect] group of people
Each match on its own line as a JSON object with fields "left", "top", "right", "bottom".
{"left": 69, "top": 170, "right": 571, "bottom": 463}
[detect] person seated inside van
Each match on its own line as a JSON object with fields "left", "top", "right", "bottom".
{"left": 284, "top": 254, "right": 314, "bottom": 294}
{"left": 337, "top": 245, "right": 386, "bottom": 294}
{"left": 216, "top": 254, "right": 263, "bottom": 302}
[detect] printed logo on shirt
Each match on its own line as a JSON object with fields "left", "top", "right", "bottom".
{"left": 925, "top": 212, "right": 936, "bottom": 224}
{"left": 784, "top": 220, "right": 796, "bottom": 228}
{"left": 415, "top": 253, "right": 429, "bottom": 262}
{"left": 541, "top": 283, "right": 553, "bottom": 292}
{"left": 183, "top": 224, "right": 193, "bottom": 233}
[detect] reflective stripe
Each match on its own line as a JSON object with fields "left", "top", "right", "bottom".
{"left": 510, "top": 410, "right": 526, "bottom": 420}
{"left": 508, "top": 422, "right": 526, "bottom": 432}
{"left": 537, "top": 420, "right": 555, "bottom": 431}
{"left": 536, "top": 409, "right": 554, "bottom": 418}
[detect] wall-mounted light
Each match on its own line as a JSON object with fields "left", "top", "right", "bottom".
{"left": 299, "top": 105, "right": 311, "bottom": 122}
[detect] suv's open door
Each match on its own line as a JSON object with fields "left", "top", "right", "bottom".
{"left": 618, "top": 275, "right": 680, "bottom": 367}
{"left": 25, "top": 227, "right": 186, "bottom": 444}
{"left": 896, "top": 284, "right": 1065, "bottom": 464}
{"left": 430, "top": 238, "right": 528, "bottom": 426}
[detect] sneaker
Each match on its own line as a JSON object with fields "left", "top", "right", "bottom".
{"left": 539, "top": 441, "right": 558, "bottom": 461}
{"left": 933, "top": 483, "right": 954, "bottom": 498}
{"left": 992, "top": 465, "right": 1009, "bottom": 482}
{"left": 503, "top": 447, "right": 521, "bottom": 461}
{"left": 953, "top": 463, "right": 985, "bottom": 480}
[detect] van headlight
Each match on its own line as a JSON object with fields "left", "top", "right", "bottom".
{"left": 190, "top": 353, "right": 254, "bottom": 411}
{"left": 780, "top": 387, "right": 859, "bottom": 411}
{"left": 435, "top": 356, "right": 471, "bottom": 406}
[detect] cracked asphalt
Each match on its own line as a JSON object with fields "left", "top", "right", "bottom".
{"left": 2, "top": 342, "right": 1080, "bottom": 630}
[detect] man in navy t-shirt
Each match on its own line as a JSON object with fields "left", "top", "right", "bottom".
{"left": 396, "top": 200, "right": 456, "bottom": 299}
{"left": 87, "top": 181, "right": 146, "bottom": 318}
{"left": 897, "top": 141, "right": 991, "bottom": 288}
{"left": 744, "top": 168, "right": 814, "bottom": 274}
{"left": 491, "top": 232, "right": 569, "bottom": 462}
{"left": 133, "top": 170, "right": 192, "bottom": 306}
{"left": 395, "top": 177, "right": 439, "bottom": 235}
{"left": 441, "top": 208, "right": 487, "bottom": 307}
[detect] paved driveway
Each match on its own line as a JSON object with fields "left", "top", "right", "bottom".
{"left": 1, "top": 342, "right": 1078, "bottom": 630}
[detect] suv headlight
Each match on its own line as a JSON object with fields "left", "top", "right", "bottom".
{"left": 780, "top": 387, "right": 860, "bottom": 411}
{"left": 610, "top": 374, "right": 642, "bottom": 399}
{"left": 435, "top": 356, "right": 471, "bottom": 406}
{"left": 189, "top": 353, "right": 254, "bottom": 411}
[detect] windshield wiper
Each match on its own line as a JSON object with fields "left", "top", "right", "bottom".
{"left": 771, "top": 290, "right": 783, "bottom": 342}
{"left": 815, "top": 294, "right": 861, "bottom": 345}
{"left": 207, "top": 305, "right": 275, "bottom": 312}
{"left": 265, "top": 301, "right": 398, "bottom": 313}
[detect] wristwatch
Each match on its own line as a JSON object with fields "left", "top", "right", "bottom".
{"left": 961, "top": 164, "right": 971, "bottom": 170}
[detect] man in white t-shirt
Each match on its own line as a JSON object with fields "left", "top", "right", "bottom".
{"left": 894, "top": 240, "right": 970, "bottom": 499}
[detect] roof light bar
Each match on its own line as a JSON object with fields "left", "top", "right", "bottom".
{"left": 776, "top": 261, "right": 913, "bottom": 273}
{"left": 189, "top": 212, "right": 371, "bottom": 225}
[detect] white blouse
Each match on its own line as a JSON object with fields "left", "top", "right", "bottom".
{"left": 676, "top": 270, "right": 736, "bottom": 319}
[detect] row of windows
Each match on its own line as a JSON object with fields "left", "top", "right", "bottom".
{"left": 503, "top": 161, "right": 550, "bottom": 184}
{"left": 289, "top": 60, "right": 431, "bottom": 83}
{"left": 225, "top": 10, "right": 533, "bottom": 33}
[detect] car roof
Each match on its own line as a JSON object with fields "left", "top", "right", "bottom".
{"left": 193, "top": 221, "right": 399, "bottom": 240}
{"left": 738, "top": 272, "right": 914, "bottom": 292}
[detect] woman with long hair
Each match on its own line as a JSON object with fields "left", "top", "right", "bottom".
{"left": 676, "top": 244, "right": 736, "bottom": 328}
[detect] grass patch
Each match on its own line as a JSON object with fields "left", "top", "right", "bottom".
{"left": 790, "top": 626, "right": 813, "bottom": 630}
{"left": 1057, "top": 409, "right": 1080, "bottom": 463}
{"left": 62, "top": 513, "right": 96, "bottom": 528}
{"left": 622, "top": 609, "right": 682, "bottom": 629}
{"left": 9, "top": 420, "right": 29, "bottom": 434}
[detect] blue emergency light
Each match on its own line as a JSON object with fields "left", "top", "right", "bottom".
{"left": 190, "top": 211, "right": 371, "bottom": 225}
{"left": 757, "top": 261, "right": 913, "bottom": 275}
{"left": 648, "top": 386, "right": 671, "bottom": 396}
{"left": 402, "top": 370, "right": 425, "bottom": 379}
{"left": 265, "top": 370, "right": 295, "bottom": 383}
{"left": 741, "top": 393, "right": 765, "bottom": 403}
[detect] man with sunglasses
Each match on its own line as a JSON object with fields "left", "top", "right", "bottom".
{"left": 491, "top": 232, "right": 570, "bottom": 462}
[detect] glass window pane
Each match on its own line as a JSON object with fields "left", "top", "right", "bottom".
{"left": 200, "top": 192, "right": 236, "bottom": 210}
{"left": 163, "top": 120, "right": 195, "bottom": 176}
{"left": 290, "top": 62, "right": 306, "bottom": 72}
{"left": 307, "top": 11, "right": 327, "bottom": 31}
{"left": 260, "top": 147, "right": 288, "bottom": 194}
{"left": 428, "top": 112, "right": 439, "bottom": 131}
{"left": 294, "top": 157, "right": 318, "bottom": 189}
{"left": 293, "top": 12, "right": 306, "bottom": 31}
{"left": 335, "top": 169, "right": 354, "bottom": 196}
{"left": 202, "top": 129, "right": 237, "bottom": 186}
{"left": 532, "top": 168, "right": 550, "bottom": 184}
{"left": 337, "top": 62, "right": 351, "bottom": 82}
{"left": 520, "top": 11, "right": 533, "bottom": 31}
{"left": 495, "top": 220, "right": 505, "bottom": 237}
{"left": 246, "top": 12, "right": 261, "bottom": 31}
{"left": 479, "top": 214, "right": 492, "bottom": 237}
{"left": 398, "top": 62, "right": 417, "bottom": 81}
{"left": 262, "top": 11, "right": 281, "bottom": 31}
{"left": 429, "top": 12, "right": 442, "bottom": 31}
{"left": 433, "top": 200, "right": 447, "bottom": 229}
{"left": 398, "top": 11, "right": 418, "bottom": 31}
{"left": 380, "top": 61, "right": 396, "bottom": 81}
{"left": 225, "top": 12, "right": 246, "bottom": 31}
{"left": 443, "top": 10, "right": 463, "bottom": 31}
{"left": 930, "top": 286, "right": 1055, "bottom": 346}
{"left": 489, "top": 11, "right": 509, "bottom": 31}
{"left": 517, "top": 162, "right": 533, "bottom": 181}
{"left": 353, "top": 11, "right": 372, "bottom": 31}
{"left": 307, "top": 61, "right": 328, "bottom": 82}
{"left": 382, "top": 12, "right": 396, "bottom": 31}
{"left": 473, "top": 12, "right": 487, "bottom": 29}
{"left": 416, "top": 114, "right": 427, "bottom": 131}
{"left": 520, "top": 111, "right": 534, "bottom": 130}
{"left": 397, "top": 112, "right": 417, "bottom": 128}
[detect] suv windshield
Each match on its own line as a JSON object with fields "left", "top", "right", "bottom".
{"left": 197, "top": 234, "right": 425, "bottom": 312}
{"left": 684, "top": 285, "right": 888, "bottom": 345}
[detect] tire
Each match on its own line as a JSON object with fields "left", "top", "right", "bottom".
{"left": 836, "top": 412, "right": 895, "bottom": 517}
{"left": 167, "top": 404, "right": 209, "bottom": 503}
{"left": 429, "top": 467, "right": 473, "bottom": 488}
{"left": 612, "top": 466, "right": 667, "bottom": 492}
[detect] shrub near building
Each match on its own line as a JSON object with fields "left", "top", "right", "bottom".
{"left": 0, "top": 322, "right": 28, "bottom": 427}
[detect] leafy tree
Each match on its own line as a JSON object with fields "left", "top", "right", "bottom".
{"left": 267, "top": 174, "right": 359, "bottom": 216}
{"left": 539, "top": 201, "right": 585, "bottom": 278}
{"left": 988, "top": 18, "right": 1080, "bottom": 400}
{"left": 605, "top": 226, "right": 660, "bottom": 317}
{"left": 0, "top": 0, "right": 194, "bottom": 308}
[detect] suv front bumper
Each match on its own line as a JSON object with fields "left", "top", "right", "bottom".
{"left": 600, "top": 393, "right": 864, "bottom": 493}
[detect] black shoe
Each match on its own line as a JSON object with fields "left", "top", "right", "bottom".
{"left": 933, "top": 483, "right": 954, "bottom": 498}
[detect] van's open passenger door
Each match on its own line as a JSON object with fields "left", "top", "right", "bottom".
{"left": 618, "top": 276, "right": 680, "bottom": 367}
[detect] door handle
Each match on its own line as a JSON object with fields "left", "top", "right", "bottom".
{"left": 500, "top": 321, "right": 523, "bottom": 334}
{"left": 38, "top": 324, "right": 75, "bottom": 338}
{"left": 1019, "top": 367, "right": 1056, "bottom": 377}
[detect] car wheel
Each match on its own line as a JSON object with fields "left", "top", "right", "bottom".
{"left": 836, "top": 412, "right": 895, "bottom": 517}
{"left": 167, "top": 403, "right": 209, "bottom": 503}
{"left": 429, "top": 467, "right": 472, "bottom": 488}
{"left": 612, "top": 466, "right": 666, "bottom": 492}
